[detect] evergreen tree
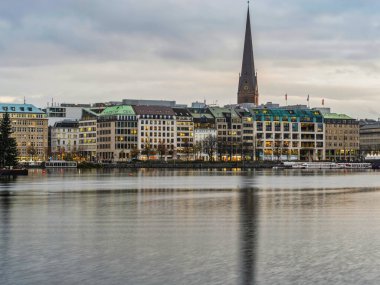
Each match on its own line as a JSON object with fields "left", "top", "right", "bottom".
{"left": 0, "top": 112, "right": 18, "bottom": 168}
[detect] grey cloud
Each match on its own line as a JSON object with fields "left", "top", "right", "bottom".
{"left": 0, "top": 0, "right": 379, "bottom": 118}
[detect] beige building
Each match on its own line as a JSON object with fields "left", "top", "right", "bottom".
{"left": 0, "top": 103, "right": 48, "bottom": 161}
{"left": 173, "top": 108, "right": 194, "bottom": 160}
{"left": 133, "top": 105, "right": 176, "bottom": 160}
{"left": 51, "top": 120, "right": 79, "bottom": 160}
{"left": 79, "top": 108, "right": 104, "bottom": 162}
{"left": 248, "top": 108, "right": 325, "bottom": 161}
{"left": 97, "top": 105, "right": 138, "bottom": 163}
{"left": 324, "top": 113, "right": 359, "bottom": 161}
{"left": 208, "top": 107, "right": 243, "bottom": 161}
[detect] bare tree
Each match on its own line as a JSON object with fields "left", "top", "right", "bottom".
{"left": 193, "top": 142, "right": 202, "bottom": 160}
{"left": 203, "top": 135, "right": 217, "bottom": 162}
{"left": 27, "top": 145, "right": 37, "bottom": 160}
{"left": 130, "top": 146, "right": 140, "bottom": 159}
{"left": 183, "top": 139, "right": 193, "bottom": 161}
{"left": 142, "top": 142, "right": 153, "bottom": 160}
{"left": 157, "top": 142, "right": 167, "bottom": 161}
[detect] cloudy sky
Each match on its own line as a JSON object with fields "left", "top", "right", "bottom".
{"left": 0, "top": 0, "right": 379, "bottom": 118}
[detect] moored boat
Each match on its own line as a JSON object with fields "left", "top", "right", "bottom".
{"left": 42, "top": 161, "right": 78, "bottom": 168}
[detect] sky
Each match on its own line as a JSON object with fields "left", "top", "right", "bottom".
{"left": 0, "top": 0, "right": 379, "bottom": 119}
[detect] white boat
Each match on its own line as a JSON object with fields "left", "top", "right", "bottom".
{"left": 43, "top": 161, "right": 78, "bottom": 168}
{"left": 337, "top": 163, "right": 372, "bottom": 169}
{"left": 291, "top": 162, "right": 372, "bottom": 169}
{"left": 301, "top": 162, "right": 342, "bottom": 169}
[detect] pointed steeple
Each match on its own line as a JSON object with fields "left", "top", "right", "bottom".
{"left": 237, "top": 5, "right": 259, "bottom": 105}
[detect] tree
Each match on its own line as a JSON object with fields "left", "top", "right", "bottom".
{"left": 0, "top": 112, "right": 18, "bottom": 168}
{"left": 27, "top": 145, "right": 37, "bottom": 161}
{"left": 130, "top": 146, "right": 140, "bottom": 159}
{"left": 203, "top": 135, "right": 217, "bottom": 162}
{"left": 183, "top": 139, "right": 193, "bottom": 161}
{"left": 142, "top": 142, "right": 154, "bottom": 160}
{"left": 193, "top": 142, "right": 202, "bottom": 160}
{"left": 157, "top": 142, "right": 167, "bottom": 161}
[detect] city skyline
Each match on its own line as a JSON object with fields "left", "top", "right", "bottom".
{"left": 0, "top": 0, "right": 379, "bottom": 119}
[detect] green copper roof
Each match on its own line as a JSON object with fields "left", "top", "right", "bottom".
{"left": 208, "top": 107, "right": 239, "bottom": 119}
{"left": 100, "top": 105, "right": 135, "bottom": 116}
{"left": 323, "top": 113, "right": 353, "bottom": 120}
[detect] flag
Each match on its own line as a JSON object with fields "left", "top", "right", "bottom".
{"left": 285, "top": 93, "right": 287, "bottom": 100}
{"left": 307, "top": 94, "right": 310, "bottom": 101}
{"left": 322, "top": 98, "right": 325, "bottom": 106}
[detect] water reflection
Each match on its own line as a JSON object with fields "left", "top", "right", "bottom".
{"left": 1, "top": 170, "right": 380, "bottom": 284}
{"left": 239, "top": 188, "right": 258, "bottom": 285}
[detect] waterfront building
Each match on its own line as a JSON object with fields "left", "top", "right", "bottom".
{"left": 0, "top": 103, "right": 48, "bottom": 161}
{"left": 189, "top": 108, "right": 217, "bottom": 160}
{"left": 173, "top": 108, "right": 194, "bottom": 160}
{"left": 237, "top": 6, "right": 259, "bottom": 105}
{"left": 78, "top": 108, "right": 104, "bottom": 162}
{"left": 358, "top": 120, "right": 380, "bottom": 157}
{"left": 43, "top": 103, "right": 90, "bottom": 126}
{"left": 235, "top": 107, "right": 255, "bottom": 160}
{"left": 250, "top": 108, "right": 325, "bottom": 161}
{"left": 97, "top": 105, "right": 138, "bottom": 162}
{"left": 323, "top": 113, "right": 359, "bottom": 161}
{"left": 208, "top": 107, "right": 243, "bottom": 161}
{"left": 50, "top": 120, "right": 79, "bottom": 160}
{"left": 133, "top": 105, "right": 177, "bottom": 160}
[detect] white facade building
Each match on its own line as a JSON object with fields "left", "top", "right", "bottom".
{"left": 50, "top": 120, "right": 79, "bottom": 159}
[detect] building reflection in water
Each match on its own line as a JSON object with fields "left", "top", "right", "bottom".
{"left": 239, "top": 176, "right": 258, "bottom": 285}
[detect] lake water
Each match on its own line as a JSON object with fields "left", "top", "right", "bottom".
{"left": 1, "top": 169, "right": 380, "bottom": 285}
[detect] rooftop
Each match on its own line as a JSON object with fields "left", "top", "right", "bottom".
{"left": 0, "top": 103, "right": 44, "bottom": 114}
{"left": 53, "top": 120, "right": 79, "bottom": 128}
{"left": 100, "top": 105, "right": 135, "bottom": 116}
{"left": 133, "top": 105, "right": 175, "bottom": 116}
{"left": 323, "top": 113, "right": 354, "bottom": 120}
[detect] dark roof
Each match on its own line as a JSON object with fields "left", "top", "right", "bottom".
{"left": 132, "top": 105, "right": 175, "bottom": 116}
{"left": 172, "top": 108, "right": 191, "bottom": 116}
{"left": 53, "top": 120, "right": 79, "bottom": 128}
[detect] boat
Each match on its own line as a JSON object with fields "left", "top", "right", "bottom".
{"left": 43, "top": 161, "right": 78, "bottom": 168}
{"left": 301, "top": 162, "right": 342, "bottom": 169}
{"left": 291, "top": 162, "right": 372, "bottom": 169}
{"left": 337, "top": 163, "right": 372, "bottom": 169}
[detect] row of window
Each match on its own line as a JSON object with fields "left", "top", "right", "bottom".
{"left": 141, "top": 132, "right": 174, "bottom": 138}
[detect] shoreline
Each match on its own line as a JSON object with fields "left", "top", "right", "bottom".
{"left": 78, "top": 161, "right": 278, "bottom": 169}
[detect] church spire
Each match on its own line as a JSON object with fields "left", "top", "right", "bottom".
{"left": 237, "top": 5, "right": 259, "bottom": 105}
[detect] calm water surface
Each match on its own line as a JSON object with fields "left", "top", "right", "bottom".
{"left": 1, "top": 169, "right": 380, "bottom": 285}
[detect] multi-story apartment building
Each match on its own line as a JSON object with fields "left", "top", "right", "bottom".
{"left": 0, "top": 103, "right": 48, "bottom": 161}
{"left": 189, "top": 108, "right": 217, "bottom": 160}
{"left": 133, "top": 105, "right": 176, "bottom": 160}
{"left": 173, "top": 108, "right": 194, "bottom": 160}
{"left": 97, "top": 106, "right": 138, "bottom": 162}
{"left": 208, "top": 107, "right": 242, "bottom": 161}
{"left": 359, "top": 121, "right": 380, "bottom": 156}
{"left": 235, "top": 108, "right": 255, "bottom": 160}
{"left": 324, "top": 113, "right": 359, "bottom": 161}
{"left": 50, "top": 120, "right": 79, "bottom": 160}
{"left": 250, "top": 108, "right": 325, "bottom": 161}
{"left": 78, "top": 108, "right": 104, "bottom": 162}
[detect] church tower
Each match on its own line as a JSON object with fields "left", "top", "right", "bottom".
{"left": 237, "top": 6, "right": 259, "bottom": 105}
